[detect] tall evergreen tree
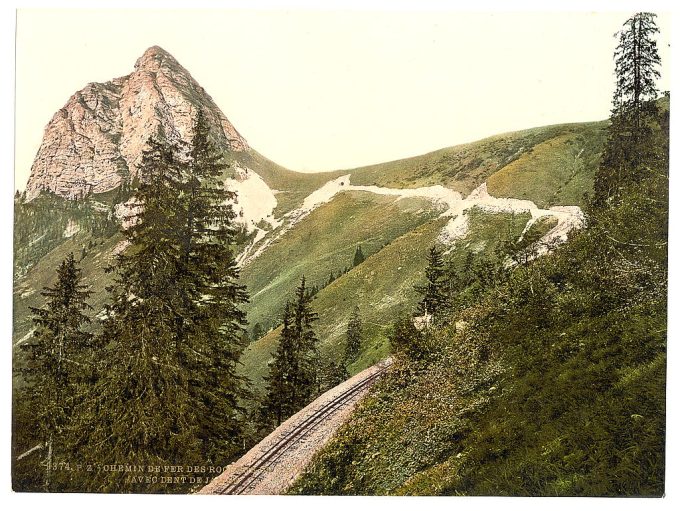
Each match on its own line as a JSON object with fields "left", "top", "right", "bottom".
{"left": 261, "top": 277, "right": 320, "bottom": 427}
{"left": 260, "top": 302, "right": 297, "bottom": 426}
{"left": 344, "top": 305, "right": 362, "bottom": 363}
{"left": 177, "top": 110, "right": 250, "bottom": 462}
{"left": 292, "top": 276, "right": 320, "bottom": 398}
{"left": 416, "top": 245, "right": 448, "bottom": 319}
{"left": 78, "top": 138, "right": 202, "bottom": 491}
{"left": 352, "top": 245, "right": 366, "bottom": 267}
{"left": 613, "top": 13, "right": 661, "bottom": 134}
{"left": 19, "top": 253, "right": 92, "bottom": 491}
{"left": 594, "top": 12, "right": 662, "bottom": 205}
{"left": 77, "top": 116, "right": 251, "bottom": 488}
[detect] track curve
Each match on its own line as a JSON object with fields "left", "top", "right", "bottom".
{"left": 198, "top": 358, "right": 392, "bottom": 495}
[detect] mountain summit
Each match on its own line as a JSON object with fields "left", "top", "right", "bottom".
{"left": 25, "top": 46, "right": 249, "bottom": 201}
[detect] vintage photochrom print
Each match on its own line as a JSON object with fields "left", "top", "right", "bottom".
{"left": 11, "top": 5, "right": 670, "bottom": 497}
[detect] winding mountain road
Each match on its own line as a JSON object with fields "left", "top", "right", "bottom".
{"left": 198, "top": 358, "right": 392, "bottom": 495}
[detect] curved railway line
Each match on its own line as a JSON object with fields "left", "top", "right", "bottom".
{"left": 199, "top": 358, "right": 392, "bottom": 495}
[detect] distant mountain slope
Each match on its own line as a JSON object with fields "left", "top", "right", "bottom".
{"left": 13, "top": 121, "right": 605, "bottom": 387}
{"left": 486, "top": 123, "right": 606, "bottom": 208}
{"left": 14, "top": 46, "right": 606, "bottom": 406}
{"left": 238, "top": 208, "right": 540, "bottom": 395}
{"left": 25, "top": 46, "right": 248, "bottom": 201}
{"left": 347, "top": 122, "right": 606, "bottom": 204}
{"left": 240, "top": 191, "right": 441, "bottom": 334}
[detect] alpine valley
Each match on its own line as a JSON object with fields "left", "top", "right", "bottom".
{"left": 14, "top": 46, "right": 599, "bottom": 391}
{"left": 13, "top": 31, "right": 668, "bottom": 496}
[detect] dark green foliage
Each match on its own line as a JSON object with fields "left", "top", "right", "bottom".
{"left": 74, "top": 113, "right": 250, "bottom": 492}
{"left": 500, "top": 220, "right": 553, "bottom": 267}
{"left": 16, "top": 253, "right": 93, "bottom": 491}
{"left": 344, "top": 306, "right": 363, "bottom": 364}
{"left": 261, "top": 277, "right": 320, "bottom": 427}
{"left": 319, "top": 360, "right": 349, "bottom": 393}
{"left": 13, "top": 193, "right": 121, "bottom": 279}
{"left": 613, "top": 13, "right": 661, "bottom": 128}
{"left": 442, "top": 163, "right": 667, "bottom": 496}
{"left": 77, "top": 138, "right": 201, "bottom": 492}
{"left": 252, "top": 323, "right": 264, "bottom": 340}
{"left": 294, "top": 160, "right": 667, "bottom": 495}
{"left": 175, "top": 110, "right": 250, "bottom": 463}
{"left": 352, "top": 245, "right": 366, "bottom": 267}
{"left": 594, "top": 12, "right": 663, "bottom": 205}
{"left": 388, "top": 314, "right": 436, "bottom": 363}
{"left": 415, "top": 245, "right": 447, "bottom": 319}
{"left": 293, "top": 22, "right": 667, "bottom": 493}
{"left": 260, "top": 303, "right": 297, "bottom": 426}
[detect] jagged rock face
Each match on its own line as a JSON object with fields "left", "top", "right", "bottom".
{"left": 25, "top": 46, "right": 248, "bottom": 201}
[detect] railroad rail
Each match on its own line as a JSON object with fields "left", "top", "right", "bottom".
{"left": 199, "top": 358, "right": 392, "bottom": 495}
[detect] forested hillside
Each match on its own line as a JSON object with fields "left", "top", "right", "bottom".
{"left": 291, "top": 13, "right": 669, "bottom": 496}
{"left": 12, "top": 12, "right": 667, "bottom": 496}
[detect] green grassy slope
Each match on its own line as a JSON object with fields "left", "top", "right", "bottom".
{"left": 290, "top": 152, "right": 667, "bottom": 497}
{"left": 13, "top": 230, "right": 122, "bottom": 370}
{"left": 242, "top": 121, "right": 606, "bottom": 215}
{"left": 486, "top": 122, "right": 606, "bottom": 208}
{"left": 240, "top": 191, "right": 441, "bottom": 334}
{"left": 13, "top": 119, "right": 606, "bottom": 392}
{"left": 346, "top": 122, "right": 606, "bottom": 200}
{"left": 235, "top": 119, "right": 606, "bottom": 378}
{"left": 239, "top": 209, "right": 531, "bottom": 395}
{"left": 239, "top": 217, "right": 444, "bottom": 392}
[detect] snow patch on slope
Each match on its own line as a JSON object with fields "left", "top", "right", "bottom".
{"left": 236, "top": 175, "right": 585, "bottom": 267}
{"left": 237, "top": 175, "right": 463, "bottom": 266}
{"left": 438, "top": 183, "right": 586, "bottom": 253}
{"left": 285, "top": 175, "right": 462, "bottom": 228}
{"left": 225, "top": 165, "right": 279, "bottom": 233}
{"left": 63, "top": 219, "right": 81, "bottom": 238}
{"left": 236, "top": 227, "right": 269, "bottom": 266}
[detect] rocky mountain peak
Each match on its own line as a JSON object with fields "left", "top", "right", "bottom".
{"left": 25, "top": 46, "right": 249, "bottom": 202}
{"left": 135, "top": 45, "right": 176, "bottom": 69}
{"left": 133, "top": 45, "right": 191, "bottom": 77}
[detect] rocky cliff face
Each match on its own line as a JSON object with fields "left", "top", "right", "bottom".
{"left": 25, "top": 46, "right": 248, "bottom": 201}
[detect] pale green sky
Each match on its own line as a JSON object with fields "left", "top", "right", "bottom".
{"left": 15, "top": 9, "right": 671, "bottom": 189}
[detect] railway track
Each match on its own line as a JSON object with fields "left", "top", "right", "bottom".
{"left": 199, "top": 358, "right": 392, "bottom": 495}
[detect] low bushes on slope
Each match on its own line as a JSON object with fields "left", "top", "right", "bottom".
{"left": 290, "top": 166, "right": 667, "bottom": 496}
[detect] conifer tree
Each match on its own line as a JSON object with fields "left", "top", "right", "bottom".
{"left": 292, "top": 276, "right": 320, "bottom": 399}
{"left": 344, "top": 305, "right": 362, "bottom": 363}
{"left": 260, "top": 302, "right": 297, "bottom": 426}
{"left": 416, "top": 245, "right": 448, "bottom": 319}
{"left": 177, "top": 110, "right": 250, "bottom": 462}
{"left": 353, "top": 245, "right": 365, "bottom": 267}
{"left": 261, "top": 277, "right": 320, "bottom": 427}
{"left": 79, "top": 116, "right": 251, "bottom": 487}
{"left": 252, "top": 323, "right": 264, "bottom": 340}
{"left": 79, "top": 138, "right": 202, "bottom": 491}
{"left": 19, "top": 253, "right": 92, "bottom": 491}
{"left": 319, "top": 360, "right": 349, "bottom": 392}
{"left": 594, "top": 12, "right": 662, "bottom": 205}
